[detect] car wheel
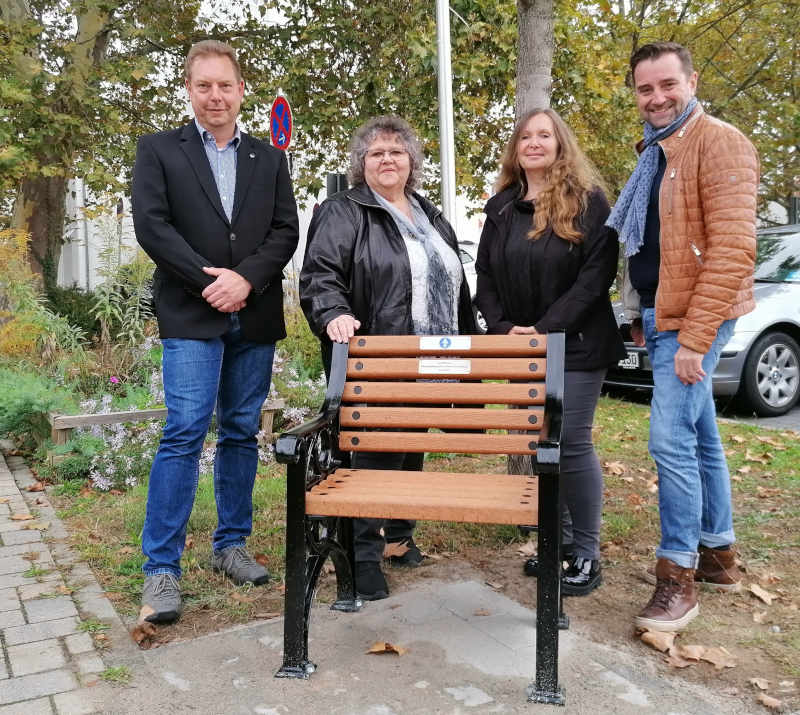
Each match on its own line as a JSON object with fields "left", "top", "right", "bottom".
{"left": 473, "top": 305, "right": 487, "bottom": 334}
{"left": 741, "top": 331, "right": 800, "bottom": 417}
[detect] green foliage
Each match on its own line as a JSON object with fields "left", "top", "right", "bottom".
{"left": 36, "top": 432, "right": 104, "bottom": 484}
{"left": 0, "top": 368, "right": 77, "bottom": 450}
{"left": 281, "top": 302, "right": 323, "bottom": 379}
{"left": 45, "top": 285, "right": 101, "bottom": 339}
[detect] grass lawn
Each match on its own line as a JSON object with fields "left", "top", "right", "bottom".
{"left": 49, "top": 394, "right": 799, "bottom": 709}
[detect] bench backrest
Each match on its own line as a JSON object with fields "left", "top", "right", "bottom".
{"left": 328, "top": 334, "right": 564, "bottom": 460}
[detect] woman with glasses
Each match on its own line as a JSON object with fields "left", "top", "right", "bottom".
{"left": 300, "top": 115, "right": 476, "bottom": 601}
{"left": 476, "top": 108, "right": 625, "bottom": 596}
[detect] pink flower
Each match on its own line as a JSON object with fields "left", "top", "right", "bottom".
{"left": 110, "top": 376, "right": 120, "bottom": 384}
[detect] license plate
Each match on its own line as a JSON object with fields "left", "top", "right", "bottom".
{"left": 618, "top": 351, "right": 640, "bottom": 370}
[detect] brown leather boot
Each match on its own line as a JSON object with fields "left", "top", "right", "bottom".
{"left": 634, "top": 558, "right": 699, "bottom": 632}
{"left": 695, "top": 545, "right": 742, "bottom": 591}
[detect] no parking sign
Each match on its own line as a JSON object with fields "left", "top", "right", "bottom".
{"left": 270, "top": 93, "right": 292, "bottom": 151}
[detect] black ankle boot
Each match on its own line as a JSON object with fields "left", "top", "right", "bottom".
{"left": 562, "top": 557, "right": 602, "bottom": 596}
{"left": 356, "top": 561, "right": 389, "bottom": 601}
{"left": 523, "top": 543, "right": 575, "bottom": 577}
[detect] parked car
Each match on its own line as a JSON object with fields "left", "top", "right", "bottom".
{"left": 604, "top": 224, "right": 800, "bottom": 416}
{"left": 459, "top": 247, "right": 487, "bottom": 333}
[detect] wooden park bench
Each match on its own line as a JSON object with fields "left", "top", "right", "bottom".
{"left": 274, "top": 333, "right": 567, "bottom": 705}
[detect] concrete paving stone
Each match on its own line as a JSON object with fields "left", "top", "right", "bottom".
{"left": 0, "top": 697, "right": 53, "bottom": 714}
{"left": 74, "top": 652, "right": 105, "bottom": 675}
{"left": 23, "top": 596, "right": 78, "bottom": 623}
{"left": 0, "top": 487, "right": 19, "bottom": 497}
{"left": 52, "top": 690, "right": 101, "bottom": 715}
{"left": 0, "top": 505, "right": 9, "bottom": 517}
{"left": 0, "top": 555, "right": 45, "bottom": 576}
{"left": 18, "top": 580, "right": 67, "bottom": 601}
{"left": 0, "top": 609, "right": 25, "bottom": 628}
{"left": 0, "top": 543, "right": 49, "bottom": 559}
{"left": 3, "top": 616, "right": 81, "bottom": 646}
{"left": 45, "top": 523, "right": 68, "bottom": 540}
{"left": 64, "top": 632, "right": 94, "bottom": 656}
{"left": 65, "top": 564, "right": 94, "bottom": 584}
{"left": 0, "top": 573, "right": 41, "bottom": 589}
{"left": 0, "top": 587, "right": 20, "bottom": 612}
{"left": 0, "top": 668, "right": 76, "bottom": 706}
{"left": 7, "top": 638, "right": 67, "bottom": 676}
{"left": 0, "top": 656, "right": 6, "bottom": 680}
{"left": 0, "top": 530, "right": 41, "bottom": 546}
{"left": 74, "top": 595, "right": 117, "bottom": 621}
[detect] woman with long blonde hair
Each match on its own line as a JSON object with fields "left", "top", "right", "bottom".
{"left": 476, "top": 108, "right": 625, "bottom": 595}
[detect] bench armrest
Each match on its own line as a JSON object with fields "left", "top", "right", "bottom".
{"left": 275, "top": 342, "right": 349, "bottom": 465}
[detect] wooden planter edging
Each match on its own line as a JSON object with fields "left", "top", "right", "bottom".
{"left": 48, "top": 398, "right": 286, "bottom": 445}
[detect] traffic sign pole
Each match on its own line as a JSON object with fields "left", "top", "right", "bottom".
{"left": 436, "top": 0, "right": 457, "bottom": 224}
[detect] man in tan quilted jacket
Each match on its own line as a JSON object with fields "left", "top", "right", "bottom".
{"left": 608, "top": 41, "right": 758, "bottom": 632}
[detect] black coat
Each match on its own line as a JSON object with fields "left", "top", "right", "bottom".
{"left": 299, "top": 183, "right": 477, "bottom": 337}
{"left": 132, "top": 123, "right": 299, "bottom": 343}
{"left": 475, "top": 186, "right": 625, "bottom": 371}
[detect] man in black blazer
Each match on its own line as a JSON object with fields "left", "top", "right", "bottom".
{"left": 132, "top": 40, "right": 298, "bottom": 623}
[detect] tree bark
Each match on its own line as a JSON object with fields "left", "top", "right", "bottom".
{"left": 12, "top": 175, "right": 68, "bottom": 288}
{"left": 515, "top": 0, "right": 554, "bottom": 117}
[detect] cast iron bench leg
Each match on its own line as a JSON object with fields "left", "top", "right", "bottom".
{"left": 528, "top": 472, "right": 566, "bottom": 705}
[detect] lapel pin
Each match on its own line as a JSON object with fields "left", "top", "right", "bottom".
{"left": 249, "top": 153, "right": 255, "bottom": 159}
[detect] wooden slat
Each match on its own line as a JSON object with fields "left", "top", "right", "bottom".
{"left": 342, "top": 381, "right": 545, "bottom": 405}
{"left": 348, "top": 334, "right": 547, "bottom": 357}
{"left": 346, "top": 357, "right": 545, "bottom": 380}
{"left": 340, "top": 406, "right": 544, "bottom": 430}
{"left": 339, "top": 431, "right": 538, "bottom": 454}
{"left": 306, "top": 469, "right": 539, "bottom": 524}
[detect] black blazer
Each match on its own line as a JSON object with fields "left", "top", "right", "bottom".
{"left": 476, "top": 186, "right": 626, "bottom": 371}
{"left": 132, "top": 123, "right": 299, "bottom": 343}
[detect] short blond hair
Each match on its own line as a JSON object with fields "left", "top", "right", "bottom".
{"left": 185, "top": 40, "right": 242, "bottom": 82}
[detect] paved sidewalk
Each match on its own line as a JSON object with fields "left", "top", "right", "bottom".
{"left": 0, "top": 447, "right": 132, "bottom": 714}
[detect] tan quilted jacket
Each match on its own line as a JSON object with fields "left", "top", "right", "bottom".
{"left": 623, "top": 105, "right": 759, "bottom": 354}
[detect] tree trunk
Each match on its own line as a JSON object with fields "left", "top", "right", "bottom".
{"left": 515, "top": 0, "right": 554, "bottom": 117}
{"left": 12, "top": 175, "right": 68, "bottom": 289}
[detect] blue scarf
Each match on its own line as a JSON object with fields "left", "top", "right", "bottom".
{"left": 606, "top": 98, "right": 698, "bottom": 257}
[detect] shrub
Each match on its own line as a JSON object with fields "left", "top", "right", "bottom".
{"left": 36, "top": 432, "right": 104, "bottom": 483}
{"left": 0, "top": 368, "right": 77, "bottom": 450}
{"left": 280, "top": 303, "right": 323, "bottom": 379}
{"left": 45, "top": 285, "right": 101, "bottom": 339}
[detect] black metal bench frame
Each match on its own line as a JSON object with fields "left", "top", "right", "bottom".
{"left": 274, "top": 333, "right": 567, "bottom": 705}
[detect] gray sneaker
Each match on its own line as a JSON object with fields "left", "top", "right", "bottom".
{"left": 141, "top": 573, "right": 182, "bottom": 623}
{"left": 212, "top": 545, "right": 270, "bottom": 586}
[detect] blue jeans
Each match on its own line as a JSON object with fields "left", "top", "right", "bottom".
{"left": 142, "top": 315, "right": 274, "bottom": 578}
{"left": 642, "top": 308, "right": 736, "bottom": 569}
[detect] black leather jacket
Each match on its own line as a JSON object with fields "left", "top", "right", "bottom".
{"left": 300, "top": 183, "right": 477, "bottom": 337}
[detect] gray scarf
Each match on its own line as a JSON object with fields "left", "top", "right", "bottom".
{"left": 607, "top": 98, "right": 698, "bottom": 257}
{"left": 373, "top": 190, "right": 456, "bottom": 335}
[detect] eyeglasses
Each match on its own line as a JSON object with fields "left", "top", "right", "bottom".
{"left": 366, "top": 149, "right": 407, "bottom": 162}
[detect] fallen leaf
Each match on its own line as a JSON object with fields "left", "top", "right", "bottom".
{"left": 367, "top": 641, "right": 407, "bottom": 656}
{"left": 666, "top": 652, "right": 694, "bottom": 668}
{"left": 604, "top": 461, "right": 625, "bottom": 475}
{"left": 274, "top": 583, "right": 286, "bottom": 594}
{"left": 640, "top": 630, "right": 676, "bottom": 652}
{"left": 750, "top": 583, "right": 776, "bottom": 605}
{"left": 621, "top": 476, "right": 634, "bottom": 483}
{"left": 730, "top": 434, "right": 746, "bottom": 443}
{"left": 749, "top": 678, "right": 770, "bottom": 690}
{"left": 672, "top": 644, "right": 705, "bottom": 661}
{"left": 425, "top": 553, "right": 443, "bottom": 561}
{"left": 0, "top": 497, "right": 10, "bottom": 503}
{"left": 756, "top": 693, "right": 782, "bottom": 710}
{"left": 777, "top": 681, "right": 795, "bottom": 692}
{"left": 517, "top": 540, "right": 537, "bottom": 557}
{"left": 737, "top": 465, "right": 752, "bottom": 475}
{"left": 119, "top": 546, "right": 135, "bottom": 555}
{"left": 184, "top": 535, "right": 194, "bottom": 550}
{"left": 753, "top": 611, "right": 768, "bottom": 624}
{"left": 230, "top": 591, "right": 256, "bottom": 604}
{"left": 11, "top": 513, "right": 34, "bottom": 521}
{"left": 87, "top": 532, "right": 102, "bottom": 541}
{"left": 254, "top": 552, "right": 269, "bottom": 566}
{"left": 131, "top": 621, "right": 159, "bottom": 650}
{"left": 700, "top": 646, "right": 737, "bottom": 669}
{"left": 93, "top": 633, "right": 108, "bottom": 643}
{"left": 485, "top": 581, "right": 504, "bottom": 590}
{"left": 473, "top": 608, "right": 491, "bottom": 616}
{"left": 27, "top": 482, "right": 46, "bottom": 492}
{"left": 21, "top": 551, "right": 40, "bottom": 561}
{"left": 383, "top": 541, "right": 410, "bottom": 559}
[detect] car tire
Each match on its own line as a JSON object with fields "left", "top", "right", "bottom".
{"left": 740, "top": 331, "right": 800, "bottom": 417}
